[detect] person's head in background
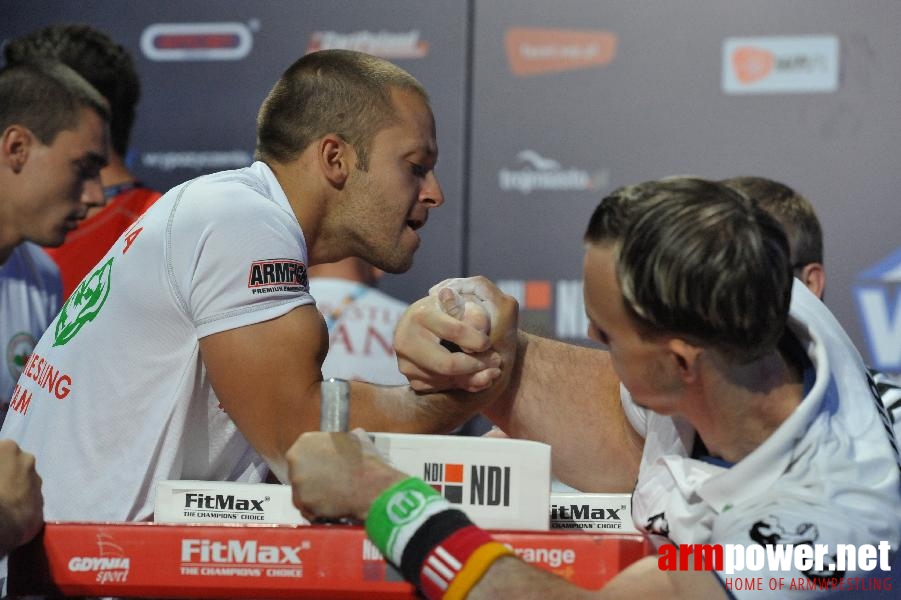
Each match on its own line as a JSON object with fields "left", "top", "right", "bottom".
{"left": 4, "top": 23, "right": 142, "bottom": 217}
{"left": 722, "top": 176, "right": 825, "bottom": 300}
{"left": 0, "top": 60, "right": 109, "bottom": 261}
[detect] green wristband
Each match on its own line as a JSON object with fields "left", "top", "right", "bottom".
{"left": 366, "top": 476, "right": 443, "bottom": 563}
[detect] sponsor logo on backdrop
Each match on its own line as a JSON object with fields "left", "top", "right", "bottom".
{"left": 307, "top": 30, "right": 429, "bottom": 59}
{"left": 722, "top": 35, "right": 839, "bottom": 94}
{"left": 498, "top": 150, "right": 609, "bottom": 194}
{"left": 67, "top": 533, "right": 130, "bottom": 583}
{"left": 141, "top": 22, "right": 255, "bottom": 61}
{"left": 498, "top": 279, "right": 588, "bottom": 340}
{"left": 854, "top": 246, "right": 901, "bottom": 373}
{"left": 422, "top": 461, "right": 512, "bottom": 507}
{"left": 141, "top": 150, "right": 252, "bottom": 172}
{"left": 179, "top": 538, "right": 308, "bottom": 578}
{"left": 505, "top": 27, "right": 617, "bottom": 77}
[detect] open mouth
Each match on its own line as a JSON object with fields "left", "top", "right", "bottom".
{"left": 406, "top": 218, "right": 425, "bottom": 231}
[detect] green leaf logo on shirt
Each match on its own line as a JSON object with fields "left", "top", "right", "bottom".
{"left": 54, "top": 257, "right": 114, "bottom": 347}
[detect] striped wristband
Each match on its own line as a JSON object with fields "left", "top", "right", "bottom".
{"left": 365, "top": 476, "right": 451, "bottom": 566}
{"left": 415, "top": 520, "right": 512, "bottom": 600}
{"left": 365, "top": 476, "right": 513, "bottom": 600}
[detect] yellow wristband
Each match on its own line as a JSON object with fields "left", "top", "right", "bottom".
{"left": 442, "top": 541, "right": 514, "bottom": 600}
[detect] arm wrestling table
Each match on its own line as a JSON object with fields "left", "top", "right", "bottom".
{"left": 8, "top": 522, "right": 653, "bottom": 598}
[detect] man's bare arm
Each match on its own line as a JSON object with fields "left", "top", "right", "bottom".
{"left": 468, "top": 554, "right": 727, "bottom": 600}
{"left": 485, "top": 331, "right": 642, "bottom": 492}
{"left": 200, "top": 304, "right": 499, "bottom": 481}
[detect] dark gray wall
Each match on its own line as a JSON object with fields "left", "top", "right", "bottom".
{"left": 3, "top": 1, "right": 899, "bottom": 373}
{"left": 1, "top": 0, "right": 468, "bottom": 304}
{"left": 468, "top": 1, "right": 901, "bottom": 373}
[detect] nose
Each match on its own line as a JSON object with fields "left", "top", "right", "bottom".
{"left": 421, "top": 171, "right": 444, "bottom": 208}
{"left": 80, "top": 176, "right": 105, "bottom": 211}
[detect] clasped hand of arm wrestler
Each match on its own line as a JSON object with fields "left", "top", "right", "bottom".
{"left": 394, "top": 275, "right": 519, "bottom": 395}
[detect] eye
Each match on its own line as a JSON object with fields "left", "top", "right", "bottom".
{"left": 80, "top": 167, "right": 100, "bottom": 180}
{"left": 410, "top": 163, "right": 429, "bottom": 178}
{"left": 75, "top": 161, "right": 102, "bottom": 181}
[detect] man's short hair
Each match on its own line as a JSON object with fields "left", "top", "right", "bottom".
{"left": 0, "top": 60, "right": 110, "bottom": 145}
{"left": 4, "top": 24, "right": 139, "bottom": 156}
{"left": 255, "top": 49, "right": 429, "bottom": 170}
{"left": 721, "top": 176, "right": 823, "bottom": 270}
{"left": 585, "top": 177, "right": 793, "bottom": 363}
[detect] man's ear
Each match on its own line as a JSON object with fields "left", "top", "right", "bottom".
{"left": 667, "top": 338, "right": 703, "bottom": 383}
{"left": 318, "top": 134, "right": 354, "bottom": 189}
{"left": 797, "top": 262, "right": 825, "bottom": 301}
{"left": 1, "top": 125, "right": 33, "bottom": 173}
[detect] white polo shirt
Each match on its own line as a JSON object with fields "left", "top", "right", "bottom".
{"left": 0, "top": 161, "right": 314, "bottom": 521}
{"left": 627, "top": 281, "right": 901, "bottom": 597}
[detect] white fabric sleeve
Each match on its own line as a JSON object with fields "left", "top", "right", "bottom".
{"left": 167, "top": 180, "right": 314, "bottom": 338}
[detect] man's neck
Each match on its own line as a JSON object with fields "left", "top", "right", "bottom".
{"left": 308, "top": 258, "right": 377, "bottom": 285}
{"left": 0, "top": 218, "right": 21, "bottom": 266}
{"left": 267, "top": 155, "right": 344, "bottom": 265}
{"left": 688, "top": 347, "right": 805, "bottom": 464}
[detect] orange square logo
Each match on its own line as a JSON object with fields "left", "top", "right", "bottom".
{"left": 505, "top": 28, "right": 618, "bottom": 77}
{"left": 732, "top": 47, "right": 775, "bottom": 84}
{"left": 444, "top": 463, "right": 464, "bottom": 483}
{"left": 525, "top": 280, "right": 552, "bottom": 310}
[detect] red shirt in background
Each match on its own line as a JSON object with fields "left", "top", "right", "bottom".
{"left": 45, "top": 183, "right": 162, "bottom": 299}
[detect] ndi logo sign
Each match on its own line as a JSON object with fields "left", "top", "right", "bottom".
{"left": 422, "top": 462, "right": 511, "bottom": 507}
{"left": 854, "top": 247, "right": 901, "bottom": 372}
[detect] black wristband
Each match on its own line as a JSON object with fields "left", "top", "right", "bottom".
{"left": 399, "top": 508, "right": 474, "bottom": 587}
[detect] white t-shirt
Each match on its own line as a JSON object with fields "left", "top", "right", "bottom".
{"left": 871, "top": 369, "right": 901, "bottom": 441}
{"left": 309, "top": 277, "right": 408, "bottom": 385}
{"left": 0, "top": 162, "right": 314, "bottom": 521}
{"left": 0, "top": 242, "right": 61, "bottom": 427}
{"left": 626, "top": 281, "right": 901, "bottom": 598}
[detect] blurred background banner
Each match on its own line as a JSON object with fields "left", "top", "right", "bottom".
{"left": 3, "top": 1, "right": 899, "bottom": 373}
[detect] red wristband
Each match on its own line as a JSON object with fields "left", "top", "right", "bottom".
{"left": 418, "top": 524, "right": 496, "bottom": 599}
